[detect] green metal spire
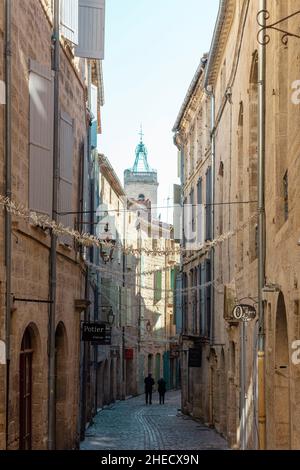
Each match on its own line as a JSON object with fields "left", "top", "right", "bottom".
{"left": 132, "top": 125, "right": 151, "bottom": 173}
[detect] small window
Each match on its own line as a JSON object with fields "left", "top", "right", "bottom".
{"left": 154, "top": 270, "right": 162, "bottom": 304}
{"left": 218, "top": 161, "right": 224, "bottom": 177}
{"left": 283, "top": 171, "right": 288, "bottom": 221}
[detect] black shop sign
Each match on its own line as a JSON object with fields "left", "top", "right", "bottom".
{"left": 81, "top": 322, "right": 111, "bottom": 344}
{"left": 188, "top": 348, "right": 202, "bottom": 368}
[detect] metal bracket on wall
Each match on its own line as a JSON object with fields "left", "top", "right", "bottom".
{"left": 257, "top": 9, "right": 300, "bottom": 45}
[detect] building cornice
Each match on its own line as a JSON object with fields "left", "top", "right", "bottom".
{"left": 172, "top": 54, "right": 208, "bottom": 134}
{"left": 204, "top": 0, "right": 236, "bottom": 89}
{"left": 98, "top": 154, "right": 125, "bottom": 198}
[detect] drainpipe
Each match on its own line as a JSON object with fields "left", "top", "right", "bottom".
{"left": 210, "top": 91, "right": 215, "bottom": 345}
{"left": 4, "top": 0, "right": 12, "bottom": 450}
{"left": 257, "top": 0, "right": 266, "bottom": 450}
{"left": 48, "top": 0, "right": 60, "bottom": 450}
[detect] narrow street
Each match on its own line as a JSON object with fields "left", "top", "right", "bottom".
{"left": 80, "top": 390, "right": 228, "bottom": 450}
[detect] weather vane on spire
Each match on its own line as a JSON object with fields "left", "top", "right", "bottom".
{"left": 139, "top": 123, "right": 144, "bottom": 143}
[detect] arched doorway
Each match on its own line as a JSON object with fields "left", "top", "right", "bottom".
{"left": 55, "top": 322, "right": 68, "bottom": 449}
{"left": 274, "top": 292, "right": 291, "bottom": 449}
{"left": 19, "top": 328, "right": 33, "bottom": 450}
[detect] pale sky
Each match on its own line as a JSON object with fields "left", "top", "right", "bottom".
{"left": 99, "top": 0, "right": 219, "bottom": 221}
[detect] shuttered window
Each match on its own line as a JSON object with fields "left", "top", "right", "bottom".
{"left": 205, "top": 258, "right": 211, "bottom": 338}
{"left": 126, "top": 288, "right": 132, "bottom": 326}
{"left": 182, "top": 273, "right": 188, "bottom": 333}
{"left": 58, "top": 111, "right": 74, "bottom": 244}
{"left": 175, "top": 273, "right": 182, "bottom": 333}
{"left": 190, "top": 188, "right": 195, "bottom": 234}
{"left": 75, "top": 0, "right": 105, "bottom": 59}
{"left": 120, "top": 287, "right": 126, "bottom": 326}
{"left": 197, "top": 178, "right": 204, "bottom": 246}
{"left": 200, "top": 263, "right": 206, "bottom": 336}
{"left": 29, "top": 60, "right": 54, "bottom": 216}
{"left": 60, "top": 0, "right": 79, "bottom": 45}
{"left": 154, "top": 270, "right": 162, "bottom": 304}
{"left": 205, "top": 166, "right": 212, "bottom": 241}
{"left": 170, "top": 268, "right": 175, "bottom": 291}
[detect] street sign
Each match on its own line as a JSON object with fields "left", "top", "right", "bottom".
{"left": 81, "top": 322, "right": 111, "bottom": 344}
{"left": 232, "top": 304, "right": 256, "bottom": 322}
{"left": 188, "top": 348, "right": 202, "bottom": 368}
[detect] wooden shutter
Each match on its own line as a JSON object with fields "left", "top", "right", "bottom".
{"left": 60, "top": 0, "right": 79, "bottom": 45}
{"left": 190, "top": 187, "right": 195, "bottom": 235}
{"left": 200, "top": 263, "right": 206, "bottom": 335}
{"left": 29, "top": 59, "right": 54, "bottom": 216}
{"left": 205, "top": 166, "right": 212, "bottom": 241}
{"left": 173, "top": 184, "right": 181, "bottom": 242}
{"left": 154, "top": 270, "right": 162, "bottom": 304}
{"left": 127, "top": 288, "right": 132, "bottom": 326}
{"left": 205, "top": 258, "right": 211, "bottom": 338}
{"left": 59, "top": 111, "right": 74, "bottom": 245}
{"left": 75, "top": 0, "right": 105, "bottom": 59}
{"left": 197, "top": 178, "right": 204, "bottom": 246}
{"left": 120, "top": 287, "right": 126, "bottom": 326}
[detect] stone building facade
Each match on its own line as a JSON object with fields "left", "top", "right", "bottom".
{"left": 93, "top": 153, "right": 126, "bottom": 407}
{"left": 173, "top": 56, "right": 213, "bottom": 421}
{"left": 174, "top": 0, "right": 300, "bottom": 450}
{"left": 0, "top": 0, "right": 105, "bottom": 449}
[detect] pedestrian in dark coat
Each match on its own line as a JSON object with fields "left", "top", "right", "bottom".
{"left": 144, "top": 373, "right": 155, "bottom": 405}
{"left": 157, "top": 377, "right": 166, "bottom": 404}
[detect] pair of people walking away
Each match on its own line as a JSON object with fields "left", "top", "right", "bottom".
{"left": 144, "top": 373, "right": 166, "bottom": 405}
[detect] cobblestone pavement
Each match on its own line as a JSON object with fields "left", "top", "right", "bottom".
{"left": 80, "top": 390, "right": 228, "bottom": 450}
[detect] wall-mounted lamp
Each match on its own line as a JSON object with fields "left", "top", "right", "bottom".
{"left": 99, "top": 223, "right": 115, "bottom": 264}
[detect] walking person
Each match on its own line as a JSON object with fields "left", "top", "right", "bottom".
{"left": 144, "top": 373, "right": 155, "bottom": 405}
{"left": 158, "top": 377, "right": 166, "bottom": 404}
